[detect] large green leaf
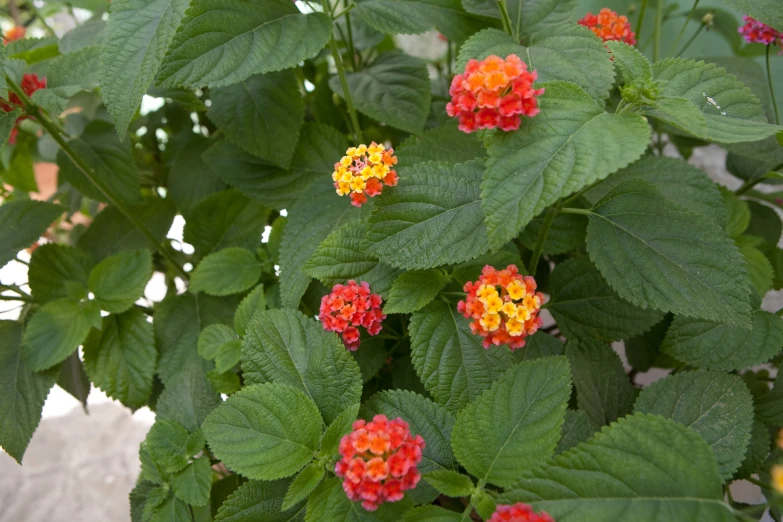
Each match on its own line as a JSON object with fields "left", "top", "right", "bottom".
{"left": 549, "top": 257, "right": 664, "bottom": 342}
{"left": 172, "top": 457, "right": 212, "bottom": 506}
{"left": 365, "top": 160, "right": 489, "bottom": 269}
{"left": 202, "top": 383, "right": 322, "bottom": 480}
{"left": 28, "top": 243, "right": 93, "bottom": 303}
{"left": 0, "top": 321, "right": 57, "bottom": 464}
{"left": 241, "top": 309, "right": 362, "bottom": 425}
{"left": 190, "top": 247, "right": 261, "bottom": 297}
{"left": 383, "top": 269, "right": 448, "bottom": 314}
{"left": 304, "top": 224, "right": 402, "bottom": 297}
{"left": 100, "top": 0, "right": 188, "bottom": 137}
{"left": 653, "top": 58, "right": 783, "bottom": 143}
{"left": 32, "top": 45, "right": 100, "bottom": 116}
{"left": 362, "top": 389, "right": 458, "bottom": 504}
{"left": 306, "top": 477, "right": 413, "bottom": 522}
{"left": 556, "top": 409, "right": 599, "bottom": 454}
{"left": 481, "top": 82, "right": 650, "bottom": 248}
{"left": 60, "top": 18, "right": 106, "bottom": 54}
{"left": 330, "top": 52, "right": 430, "bottom": 134}
{"left": 88, "top": 249, "right": 153, "bottom": 313}
{"left": 157, "top": 0, "right": 331, "bottom": 88}
{"left": 83, "top": 309, "right": 156, "bottom": 409}
{"left": 167, "top": 134, "right": 226, "bottom": 216}
{"left": 396, "top": 124, "right": 486, "bottom": 168}
{"left": 451, "top": 357, "right": 571, "bottom": 487}
{"left": 214, "top": 479, "right": 306, "bottom": 522}
{"left": 156, "top": 367, "right": 222, "bottom": 433}
{"left": 462, "top": 0, "right": 577, "bottom": 38}
{"left": 354, "top": 0, "right": 487, "bottom": 42}
{"left": 456, "top": 27, "right": 614, "bottom": 102}
{"left": 662, "top": 310, "right": 783, "bottom": 371}
{"left": 282, "top": 463, "right": 325, "bottom": 511}
{"left": 0, "top": 200, "right": 63, "bottom": 269}
{"left": 409, "top": 300, "right": 513, "bottom": 413}
{"left": 23, "top": 298, "right": 98, "bottom": 371}
{"left": 584, "top": 178, "right": 752, "bottom": 326}
{"left": 565, "top": 339, "right": 635, "bottom": 426}
{"left": 207, "top": 70, "right": 304, "bottom": 168}
{"left": 146, "top": 419, "right": 192, "bottom": 473}
{"left": 634, "top": 370, "right": 754, "bottom": 480}
{"left": 717, "top": 0, "right": 782, "bottom": 32}
{"left": 499, "top": 413, "right": 735, "bottom": 521}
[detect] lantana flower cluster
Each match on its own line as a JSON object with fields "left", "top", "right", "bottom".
{"left": 0, "top": 73, "right": 46, "bottom": 144}
{"left": 3, "top": 26, "right": 25, "bottom": 44}
{"left": 578, "top": 8, "right": 637, "bottom": 45}
{"left": 771, "top": 428, "right": 783, "bottom": 494}
{"left": 458, "top": 265, "right": 544, "bottom": 350}
{"left": 739, "top": 16, "right": 783, "bottom": 50}
{"left": 489, "top": 503, "right": 555, "bottom": 522}
{"left": 335, "top": 414, "right": 425, "bottom": 511}
{"left": 319, "top": 280, "right": 385, "bottom": 351}
{"left": 333, "top": 142, "right": 398, "bottom": 207}
{"left": 446, "top": 54, "right": 544, "bottom": 133}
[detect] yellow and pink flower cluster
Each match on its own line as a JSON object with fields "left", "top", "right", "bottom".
{"left": 332, "top": 142, "right": 398, "bottom": 207}
{"left": 578, "top": 8, "right": 637, "bottom": 45}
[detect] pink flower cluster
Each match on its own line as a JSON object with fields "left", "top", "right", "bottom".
{"left": 489, "top": 503, "right": 555, "bottom": 522}
{"left": 738, "top": 16, "right": 783, "bottom": 48}
{"left": 319, "top": 280, "right": 385, "bottom": 351}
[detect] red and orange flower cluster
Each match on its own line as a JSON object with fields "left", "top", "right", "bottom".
{"left": 336, "top": 414, "right": 425, "bottom": 511}
{"left": 3, "top": 26, "right": 25, "bottom": 44}
{"left": 739, "top": 16, "right": 783, "bottom": 50}
{"left": 333, "top": 143, "right": 398, "bottom": 207}
{"left": 578, "top": 8, "right": 636, "bottom": 45}
{"left": 458, "top": 265, "right": 544, "bottom": 350}
{"left": 319, "top": 280, "right": 385, "bottom": 351}
{"left": 0, "top": 73, "right": 46, "bottom": 144}
{"left": 489, "top": 503, "right": 555, "bottom": 522}
{"left": 447, "top": 54, "right": 544, "bottom": 133}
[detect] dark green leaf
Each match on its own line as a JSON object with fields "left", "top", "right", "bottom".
{"left": 198, "top": 324, "right": 237, "bottom": 361}
{"left": 167, "top": 134, "right": 226, "bottom": 216}
{"left": 190, "top": 247, "right": 261, "bottom": 297}
{"left": 172, "top": 457, "right": 212, "bottom": 506}
{"left": 384, "top": 270, "right": 448, "bottom": 314}
{"left": 157, "top": 367, "right": 222, "bottom": 433}
{"left": 556, "top": 409, "right": 599, "bottom": 454}
{"left": 147, "top": 419, "right": 191, "bottom": 473}
{"left": 462, "top": 0, "right": 577, "bottom": 38}
{"left": 32, "top": 46, "right": 100, "bottom": 116}
{"left": 306, "top": 477, "right": 412, "bottom": 522}
{"left": 354, "top": 0, "right": 487, "bottom": 42}
{"left": 88, "top": 249, "right": 153, "bottom": 313}
{"left": 234, "top": 285, "right": 266, "bottom": 338}
{"left": 320, "top": 403, "right": 361, "bottom": 458}
{"left": 214, "top": 478, "right": 306, "bottom": 522}
{"left": 396, "top": 124, "right": 486, "bottom": 168}
{"left": 28, "top": 243, "right": 93, "bottom": 303}
{"left": 23, "top": 297, "right": 96, "bottom": 371}
{"left": 0, "top": 200, "right": 63, "bottom": 268}
{"left": 282, "top": 463, "right": 325, "bottom": 511}
{"left": 422, "top": 470, "right": 474, "bottom": 497}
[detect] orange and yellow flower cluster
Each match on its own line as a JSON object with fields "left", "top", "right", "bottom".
{"left": 0, "top": 73, "right": 46, "bottom": 144}
{"left": 458, "top": 265, "right": 544, "bottom": 350}
{"left": 578, "top": 8, "right": 637, "bottom": 45}
{"left": 3, "top": 26, "right": 25, "bottom": 44}
{"left": 336, "top": 414, "right": 425, "bottom": 511}
{"left": 489, "top": 503, "right": 555, "bottom": 522}
{"left": 333, "top": 142, "right": 398, "bottom": 207}
{"left": 447, "top": 54, "right": 544, "bottom": 133}
{"left": 319, "top": 280, "right": 385, "bottom": 351}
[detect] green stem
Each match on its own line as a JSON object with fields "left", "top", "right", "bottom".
{"left": 767, "top": 45, "right": 780, "bottom": 125}
{"left": 635, "top": 0, "right": 648, "bottom": 42}
{"left": 497, "top": 0, "right": 514, "bottom": 37}
{"left": 333, "top": 3, "right": 355, "bottom": 20}
{"left": 0, "top": 294, "right": 34, "bottom": 303}
{"left": 14, "top": 256, "right": 29, "bottom": 266}
{"left": 653, "top": 0, "right": 664, "bottom": 62}
{"left": 560, "top": 207, "right": 591, "bottom": 216}
{"left": 668, "top": 0, "right": 699, "bottom": 56}
{"left": 322, "top": 0, "right": 363, "bottom": 143}
{"left": 674, "top": 23, "right": 704, "bottom": 58}
{"left": 736, "top": 176, "right": 766, "bottom": 196}
{"left": 446, "top": 40, "right": 452, "bottom": 78}
{"left": 528, "top": 207, "right": 557, "bottom": 275}
{"left": 745, "top": 476, "right": 772, "bottom": 490}
{"left": 28, "top": 3, "right": 57, "bottom": 36}
{"left": 344, "top": 12, "right": 358, "bottom": 70}
{"left": 6, "top": 77, "right": 190, "bottom": 281}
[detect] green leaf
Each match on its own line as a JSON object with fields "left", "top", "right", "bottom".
{"left": 57, "top": 351, "right": 90, "bottom": 409}
{"left": 57, "top": 120, "right": 142, "bottom": 205}
{"left": 634, "top": 370, "right": 754, "bottom": 480}
{"left": 736, "top": 419, "right": 771, "bottom": 480}
{"left": 584, "top": 156, "right": 727, "bottom": 227}
{"left": 422, "top": 470, "right": 474, "bottom": 497}
{"left": 241, "top": 309, "right": 362, "bottom": 425}
{"left": 88, "top": 249, "right": 153, "bottom": 313}
{"left": 83, "top": 309, "right": 156, "bottom": 409}
{"left": 565, "top": 339, "right": 635, "bottom": 426}
{"left": 717, "top": 0, "right": 782, "bottom": 32}
{"left": 585, "top": 178, "right": 752, "bottom": 326}
{"left": 147, "top": 419, "right": 191, "bottom": 473}
{"left": 0, "top": 321, "right": 57, "bottom": 464}
{"left": 214, "top": 478, "right": 307, "bottom": 522}
{"left": 354, "top": 0, "right": 486, "bottom": 42}
{"left": 202, "top": 383, "right": 322, "bottom": 480}
{"left": 148, "top": 491, "right": 193, "bottom": 522}
{"left": 306, "top": 477, "right": 413, "bottom": 522}
{"left": 396, "top": 124, "right": 486, "bottom": 168}
{"left": 183, "top": 190, "right": 269, "bottom": 262}
{"left": 32, "top": 46, "right": 100, "bottom": 116}
{"left": 320, "top": 403, "right": 361, "bottom": 458}
{"left": 304, "top": 223, "right": 402, "bottom": 297}
{"left": 462, "top": 0, "right": 577, "bottom": 38}
{"left": 60, "top": 18, "right": 106, "bottom": 54}
{"left": 156, "top": 367, "right": 222, "bottom": 433}
{"left": 0, "top": 109, "right": 20, "bottom": 146}
{"left": 409, "top": 300, "right": 513, "bottom": 413}
{"left": 362, "top": 389, "right": 458, "bottom": 504}
{"left": 190, "top": 248, "right": 261, "bottom": 297}
{"left": 653, "top": 58, "right": 783, "bottom": 143}
{"left": 172, "top": 457, "right": 212, "bottom": 506}
{"left": 215, "top": 339, "right": 242, "bottom": 374}
{"left": 514, "top": 331, "right": 565, "bottom": 362}
{"left": 282, "top": 463, "right": 325, "bottom": 511}
{"left": 330, "top": 52, "right": 430, "bottom": 134}
{"left": 207, "top": 70, "right": 304, "bottom": 168}
{"left": 499, "top": 413, "right": 734, "bottom": 521}
{"left": 722, "top": 189, "right": 750, "bottom": 237}
{"left": 757, "top": 371, "right": 783, "bottom": 428}
{"left": 384, "top": 270, "right": 448, "bottom": 314}
{"left": 157, "top": 0, "right": 331, "bottom": 89}
{"left": 99, "top": 0, "right": 187, "bottom": 137}
{"left": 604, "top": 40, "right": 652, "bottom": 84}
{"left": 28, "top": 243, "right": 93, "bottom": 303}
{"left": 481, "top": 82, "right": 650, "bottom": 248}
{"left": 451, "top": 357, "right": 571, "bottom": 486}
{"left": 7, "top": 36, "right": 58, "bottom": 64}
{"left": 740, "top": 243, "right": 774, "bottom": 295}
{"left": 624, "top": 315, "right": 672, "bottom": 372}
{"left": 402, "top": 506, "right": 464, "bottom": 522}
{"left": 365, "top": 160, "right": 489, "bottom": 269}
{"left": 23, "top": 298, "right": 96, "bottom": 371}
{"left": 549, "top": 256, "right": 664, "bottom": 342}
{"left": 518, "top": 210, "right": 587, "bottom": 256}
{"left": 167, "top": 134, "right": 226, "bottom": 216}
{"left": 0, "top": 200, "right": 63, "bottom": 268}
{"left": 2, "top": 148, "right": 36, "bottom": 192}
{"left": 747, "top": 200, "right": 783, "bottom": 249}
{"left": 556, "top": 409, "right": 599, "bottom": 454}
{"left": 662, "top": 310, "right": 783, "bottom": 372}
{"left": 197, "top": 324, "right": 237, "bottom": 361}
{"left": 456, "top": 26, "right": 613, "bottom": 101}
{"left": 234, "top": 285, "right": 266, "bottom": 338}
{"left": 643, "top": 96, "right": 710, "bottom": 141}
